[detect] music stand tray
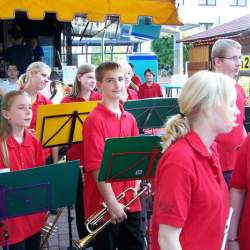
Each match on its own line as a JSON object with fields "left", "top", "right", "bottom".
{"left": 98, "top": 136, "right": 162, "bottom": 182}
{"left": 36, "top": 101, "right": 99, "bottom": 148}
{"left": 124, "top": 98, "right": 179, "bottom": 130}
{"left": 0, "top": 160, "right": 80, "bottom": 219}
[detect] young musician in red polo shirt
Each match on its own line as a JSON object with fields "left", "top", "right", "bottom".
{"left": 138, "top": 68, "right": 163, "bottom": 99}
{"left": 83, "top": 62, "right": 144, "bottom": 250}
{"left": 212, "top": 39, "right": 247, "bottom": 186}
{"left": 61, "top": 63, "right": 101, "bottom": 162}
{"left": 152, "top": 71, "right": 238, "bottom": 250}
{"left": 229, "top": 135, "right": 250, "bottom": 250}
{"left": 19, "top": 62, "right": 58, "bottom": 164}
{"left": 120, "top": 63, "right": 138, "bottom": 102}
{"left": 60, "top": 63, "right": 101, "bottom": 240}
{"left": 0, "top": 91, "right": 45, "bottom": 250}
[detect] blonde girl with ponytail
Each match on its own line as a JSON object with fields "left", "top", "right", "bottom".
{"left": 152, "top": 70, "right": 239, "bottom": 250}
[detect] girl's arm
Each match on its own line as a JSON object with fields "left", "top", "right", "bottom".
{"left": 228, "top": 188, "right": 246, "bottom": 250}
{"left": 130, "top": 81, "right": 139, "bottom": 92}
{"left": 158, "top": 224, "right": 182, "bottom": 250}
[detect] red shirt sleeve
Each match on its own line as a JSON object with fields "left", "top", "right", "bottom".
{"left": 230, "top": 135, "right": 250, "bottom": 189}
{"left": 155, "top": 162, "right": 194, "bottom": 227}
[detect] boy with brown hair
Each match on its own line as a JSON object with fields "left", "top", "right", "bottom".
{"left": 82, "top": 62, "right": 145, "bottom": 250}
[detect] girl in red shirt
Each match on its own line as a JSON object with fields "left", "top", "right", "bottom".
{"left": 120, "top": 63, "right": 138, "bottom": 102}
{"left": 60, "top": 64, "right": 101, "bottom": 163}
{"left": 152, "top": 71, "right": 238, "bottom": 250}
{"left": 19, "top": 62, "right": 58, "bottom": 164}
{"left": 0, "top": 90, "right": 45, "bottom": 250}
{"left": 61, "top": 64, "right": 101, "bottom": 240}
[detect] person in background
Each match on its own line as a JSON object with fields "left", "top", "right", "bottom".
{"left": 212, "top": 38, "right": 247, "bottom": 187}
{"left": 28, "top": 36, "right": 44, "bottom": 62}
{"left": 152, "top": 71, "right": 238, "bottom": 250}
{"left": 0, "top": 91, "right": 45, "bottom": 250}
{"left": 120, "top": 63, "right": 138, "bottom": 102}
{"left": 129, "top": 63, "right": 142, "bottom": 92}
{"left": 0, "top": 64, "right": 19, "bottom": 96}
{"left": 138, "top": 68, "right": 163, "bottom": 99}
{"left": 83, "top": 62, "right": 144, "bottom": 250}
{"left": 4, "top": 32, "right": 33, "bottom": 74}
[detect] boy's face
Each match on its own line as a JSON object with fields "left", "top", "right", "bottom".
{"left": 214, "top": 47, "right": 241, "bottom": 79}
{"left": 7, "top": 65, "right": 19, "bottom": 80}
{"left": 98, "top": 70, "right": 125, "bottom": 100}
{"left": 145, "top": 72, "right": 154, "bottom": 83}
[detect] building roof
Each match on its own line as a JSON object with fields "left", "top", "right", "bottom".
{"left": 181, "top": 14, "right": 250, "bottom": 44}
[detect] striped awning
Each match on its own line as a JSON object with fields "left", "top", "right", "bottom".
{"left": 0, "top": 0, "right": 181, "bottom": 25}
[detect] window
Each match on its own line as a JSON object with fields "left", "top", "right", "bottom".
{"left": 199, "top": 23, "right": 213, "bottom": 30}
{"left": 199, "top": 0, "right": 216, "bottom": 6}
{"left": 229, "top": 0, "right": 247, "bottom": 6}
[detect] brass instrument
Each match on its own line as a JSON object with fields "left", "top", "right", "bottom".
{"left": 40, "top": 208, "right": 64, "bottom": 249}
{"left": 72, "top": 185, "right": 149, "bottom": 249}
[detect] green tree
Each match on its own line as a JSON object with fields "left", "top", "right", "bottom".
{"left": 151, "top": 35, "right": 192, "bottom": 72}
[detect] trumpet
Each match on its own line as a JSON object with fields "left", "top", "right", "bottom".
{"left": 72, "top": 185, "right": 149, "bottom": 249}
{"left": 40, "top": 208, "right": 64, "bottom": 249}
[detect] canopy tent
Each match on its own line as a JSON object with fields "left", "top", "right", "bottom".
{"left": 0, "top": 0, "right": 181, "bottom": 25}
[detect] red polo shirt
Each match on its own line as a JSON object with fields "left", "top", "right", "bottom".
{"left": 61, "top": 91, "right": 102, "bottom": 104}
{"left": 215, "top": 84, "right": 246, "bottom": 172}
{"left": 30, "top": 93, "right": 52, "bottom": 130}
{"left": 230, "top": 134, "right": 250, "bottom": 250}
{"left": 0, "top": 130, "right": 45, "bottom": 245}
{"left": 61, "top": 91, "right": 102, "bottom": 162}
{"left": 152, "top": 130, "right": 228, "bottom": 250}
{"left": 83, "top": 103, "right": 141, "bottom": 218}
{"left": 127, "top": 88, "right": 138, "bottom": 100}
{"left": 138, "top": 83, "right": 163, "bottom": 99}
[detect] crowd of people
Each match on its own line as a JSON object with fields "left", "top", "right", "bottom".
{"left": 0, "top": 38, "right": 249, "bottom": 250}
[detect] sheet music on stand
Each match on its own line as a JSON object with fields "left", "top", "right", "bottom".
{"left": 124, "top": 97, "right": 179, "bottom": 130}
{"left": 98, "top": 136, "right": 162, "bottom": 182}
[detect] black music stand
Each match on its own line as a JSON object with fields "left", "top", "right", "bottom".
{"left": 0, "top": 161, "right": 79, "bottom": 250}
{"left": 98, "top": 136, "right": 162, "bottom": 182}
{"left": 36, "top": 101, "right": 99, "bottom": 148}
{"left": 36, "top": 102, "right": 99, "bottom": 249}
{"left": 244, "top": 106, "right": 250, "bottom": 132}
{"left": 124, "top": 98, "right": 179, "bottom": 130}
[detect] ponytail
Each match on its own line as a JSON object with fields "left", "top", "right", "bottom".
{"left": 162, "top": 114, "right": 190, "bottom": 152}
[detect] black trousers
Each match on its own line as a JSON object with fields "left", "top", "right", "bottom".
{"left": 3, "top": 232, "right": 41, "bottom": 250}
{"left": 93, "top": 212, "right": 145, "bottom": 250}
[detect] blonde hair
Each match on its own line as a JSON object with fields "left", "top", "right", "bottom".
{"left": 211, "top": 39, "right": 241, "bottom": 66}
{"left": 122, "top": 63, "right": 133, "bottom": 75}
{"left": 18, "top": 61, "right": 51, "bottom": 89}
{"left": 162, "top": 70, "right": 235, "bottom": 151}
{"left": 69, "top": 64, "right": 95, "bottom": 98}
{"left": 0, "top": 91, "right": 31, "bottom": 167}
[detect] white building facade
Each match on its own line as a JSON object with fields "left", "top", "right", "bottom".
{"left": 179, "top": 0, "right": 250, "bottom": 31}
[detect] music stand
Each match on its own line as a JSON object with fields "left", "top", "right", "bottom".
{"left": 244, "top": 106, "right": 250, "bottom": 132}
{"left": 36, "top": 101, "right": 99, "bottom": 148}
{"left": 98, "top": 136, "right": 162, "bottom": 182}
{"left": 36, "top": 101, "right": 99, "bottom": 249}
{"left": 0, "top": 160, "right": 79, "bottom": 249}
{"left": 124, "top": 98, "right": 179, "bottom": 130}
{"left": 98, "top": 135, "right": 162, "bottom": 248}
